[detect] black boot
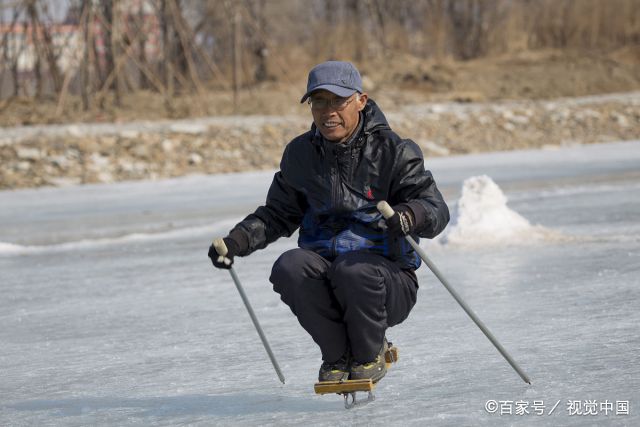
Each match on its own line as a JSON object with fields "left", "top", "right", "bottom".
{"left": 350, "top": 339, "right": 388, "bottom": 383}
{"left": 318, "top": 353, "right": 350, "bottom": 382}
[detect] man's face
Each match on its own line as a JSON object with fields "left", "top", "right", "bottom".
{"left": 309, "top": 90, "right": 368, "bottom": 143}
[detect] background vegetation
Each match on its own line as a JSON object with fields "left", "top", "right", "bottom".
{"left": 1, "top": 0, "right": 639, "bottom": 125}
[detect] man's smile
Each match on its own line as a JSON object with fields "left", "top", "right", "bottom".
{"left": 322, "top": 121, "right": 342, "bottom": 129}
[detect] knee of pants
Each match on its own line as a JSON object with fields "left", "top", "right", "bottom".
{"left": 270, "top": 248, "right": 328, "bottom": 297}
{"left": 270, "top": 248, "right": 302, "bottom": 297}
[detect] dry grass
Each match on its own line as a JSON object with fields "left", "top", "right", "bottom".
{"left": 1, "top": 0, "right": 639, "bottom": 125}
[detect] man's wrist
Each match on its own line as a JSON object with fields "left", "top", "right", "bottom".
{"left": 227, "top": 228, "right": 249, "bottom": 256}
{"left": 403, "top": 201, "right": 426, "bottom": 232}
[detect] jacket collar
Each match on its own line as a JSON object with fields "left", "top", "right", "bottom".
{"left": 361, "top": 99, "right": 391, "bottom": 135}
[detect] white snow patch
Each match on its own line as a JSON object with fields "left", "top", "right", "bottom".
{"left": 0, "top": 219, "right": 238, "bottom": 256}
{"left": 0, "top": 242, "right": 26, "bottom": 253}
{"left": 440, "top": 175, "right": 555, "bottom": 246}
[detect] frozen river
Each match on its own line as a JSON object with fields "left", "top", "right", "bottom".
{"left": 1, "top": 141, "right": 639, "bottom": 426}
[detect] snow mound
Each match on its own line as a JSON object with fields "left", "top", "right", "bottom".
{"left": 440, "top": 175, "right": 553, "bottom": 246}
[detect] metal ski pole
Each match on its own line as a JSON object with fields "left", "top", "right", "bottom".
{"left": 213, "top": 238, "right": 286, "bottom": 384}
{"left": 377, "top": 201, "right": 532, "bottom": 385}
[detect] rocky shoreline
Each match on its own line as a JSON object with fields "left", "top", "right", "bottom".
{"left": 1, "top": 92, "right": 638, "bottom": 190}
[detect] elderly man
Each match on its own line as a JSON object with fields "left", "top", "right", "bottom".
{"left": 209, "top": 61, "right": 449, "bottom": 384}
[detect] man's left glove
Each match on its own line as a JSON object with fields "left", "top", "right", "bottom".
{"left": 385, "top": 204, "right": 416, "bottom": 237}
{"left": 208, "top": 230, "right": 249, "bottom": 270}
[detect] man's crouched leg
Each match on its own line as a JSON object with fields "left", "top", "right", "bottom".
{"left": 270, "top": 248, "right": 350, "bottom": 381}
{"left": 328, "top": 251, "right": 418, "bottom": 382}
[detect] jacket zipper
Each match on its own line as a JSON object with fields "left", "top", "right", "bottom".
{"left": 331, "top": 235, "right": 338, "bottom": 258}
{"left": 331, "top": 152, "right": 341, "bottom": 207}
{"left": 331, "top": 152, "right": 341, "bottom": 258}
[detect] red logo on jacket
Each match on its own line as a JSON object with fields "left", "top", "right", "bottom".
{"left": 365, "top": 186, "right": 374, "bottom": 200}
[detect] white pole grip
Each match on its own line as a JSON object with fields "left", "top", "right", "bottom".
{"left": 377, "top": 200, "right": 395, "bottom": 219}
{"left": 213, "top": 238, "right": 232, "bottom": 265}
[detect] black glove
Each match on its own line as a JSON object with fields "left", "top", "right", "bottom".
{"left": 208, "top": 229, "right": 250, "bottom": 269}
{"left": 208, "top": 237, "right": 239, "bottom": 269}
{"left": 385, "top": 204, "right": 416, "bottom": 237}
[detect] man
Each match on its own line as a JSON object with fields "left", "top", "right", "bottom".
{"left": 209, "top": 61, "right": 449, "bottom": 384}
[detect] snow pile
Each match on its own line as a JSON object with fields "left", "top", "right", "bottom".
{"left": 440, "top": 175, "right": 551, "bottom": 246}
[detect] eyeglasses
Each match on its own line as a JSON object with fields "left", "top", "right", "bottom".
{"left": 308, "top": 95, "right": 356, "bottom": 111}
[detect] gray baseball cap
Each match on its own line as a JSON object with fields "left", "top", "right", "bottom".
{"left": 300, "top": 61, "right": 363, "bottom": 103}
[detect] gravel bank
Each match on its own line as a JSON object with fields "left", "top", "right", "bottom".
{"left": 1, "top": 92, "right": 638, "bottom": 189}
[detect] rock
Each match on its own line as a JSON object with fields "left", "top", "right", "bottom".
{"left": 50, "top": 155, "right": 71, "bottom": 168}
{"left": 611, "top": 112, "right": 629, "bottom": 127}
{"left": 89, "top": 153, "right": 111, "bottom": 169}
{"left": 476, "top": 115, "right": 493, "bottom": 125}
{"left": 189, "top": 153, "right": 203, "bottom": 165}
{"left": 16, "top": 147, "right": 42, "bottom": 160}
{"left": 16, "top": 161, "right": 31, "bottom": 171}
{"left": 66, "top": 148, "right": 80, "bottom": 159}
{"left": 419, "top": 139, "right": 450, "bottom": 156}
{"left": 132, "top": 144, "right": 150, "bottom": 158}
{"left": 119, "top": 130, "right": 140, "bottom": 139}
{"left": 161, "top": 139, "right": 175, "bottom": 152}
{"left": 96, "top": 171, "right": 114, "bottom": 183}
{"left": 48, "top": 177, "right": 82, "bottom": 186}
{"left": 508, "top": 113, "right": 530, "bottom": 125}
{"left": 99, "top": 136, "right": 117, "bottom": 153}
{"left": 118, "top": 160, "right": 146, "bottom": 174}
{"left": 502, "top": 122, "right": 516, "bottom": 132}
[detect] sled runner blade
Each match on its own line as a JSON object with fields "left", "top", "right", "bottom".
{"left": 343, "top": 390, "right": 375, "bottom": 409}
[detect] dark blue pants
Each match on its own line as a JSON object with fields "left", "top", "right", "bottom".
{"left": 270, "top": 249, "right": 418, "bottom": 364}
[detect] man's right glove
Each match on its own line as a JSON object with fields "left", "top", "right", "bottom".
{"left": 207, "top": 230, "right": 249, "bottom": 270}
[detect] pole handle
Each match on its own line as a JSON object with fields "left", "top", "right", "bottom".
{"left": 213, "top": 238, "right": 227, "bottom": 255}
{"left": 377, "top": 200, "right": 395, "bottom": 219}
{"left": 213, "top": 238, "right": 231, "bottom": 266}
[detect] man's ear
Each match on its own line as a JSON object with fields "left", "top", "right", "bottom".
{"left": 357, "top": 93, "right": 368, "bottom": 111}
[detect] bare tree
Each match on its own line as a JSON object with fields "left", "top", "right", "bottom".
{"left": 135, "top": 2, "right": 150, "bottom": 90}
{"left": 160, "top": 0, "right": 174, "bottom": 111}
{"left": 80, "top": 0, "right": 91, "bottom": 110}
{"left": 99, "top": 0, "right": 120, "bottom": 105}
{"left": 1, "top": 2, "right": 25, "bottom": 98}
{"left": 245, "top": 0, "right": 268, "bottom": 83}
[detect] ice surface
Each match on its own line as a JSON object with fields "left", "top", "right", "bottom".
{"left": 1, "top": 141, "right": 639, "bottom": 426}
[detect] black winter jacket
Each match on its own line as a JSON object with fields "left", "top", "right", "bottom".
{"left": 230, "top": 99, "right": 449, "bottom": 270}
